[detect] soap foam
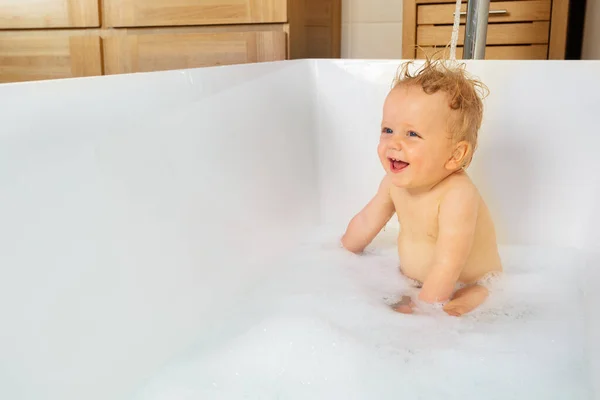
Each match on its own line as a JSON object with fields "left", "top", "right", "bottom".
{"left": 133, "top": 226, "right": 593, "bottom": 400}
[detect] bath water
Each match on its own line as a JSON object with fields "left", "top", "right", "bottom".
{"left": 132, "top": 226, "right": 592, "bottom": 400}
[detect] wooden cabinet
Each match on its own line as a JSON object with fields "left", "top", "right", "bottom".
{"left": 417, "top": 21, "right": 551, "bottom": 46}
{"left": 104, "top": 30, "right": 286, "bottom": 74}
{"left": 403, "top": 0, "right": 571, "bottom": 60}
{"left": 304, "top": 0, "right": 341, "bottom": 58}
{"left": 0, "top": 0, "right": 99, "bottom": 29}
{"left": 417, "top": 1, "right": 551, "bottom": 25}
{"left": 417, "top": 44, "right": 549, "bottom": 60}
{"left": 0, "top": 34, "right": 102, "bottom": 83}
{"left": 0, "top": 0, "right": 341, "bottom": 83}
{"left": 104, "top": 0, "right": 287, "bottom": 27}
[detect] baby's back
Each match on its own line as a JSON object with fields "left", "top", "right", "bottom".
{"left": 391, "top": 171, "right": 502, "bottom": 285}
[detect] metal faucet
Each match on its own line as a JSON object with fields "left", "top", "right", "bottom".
{"left": 462, "top": 0, "right": 491, "bottom": 59}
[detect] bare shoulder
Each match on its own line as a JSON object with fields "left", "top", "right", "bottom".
{"left": 438, "top": 171, "right": 481, "bottom": 216}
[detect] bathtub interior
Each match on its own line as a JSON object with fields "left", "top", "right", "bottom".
{"left": 1, "top": 59, "right": 599, "bottom": 399}
{"left": 0, "top": 61, "right": 319, "bottom": 400}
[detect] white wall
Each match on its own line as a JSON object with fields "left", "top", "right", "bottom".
{"left": 0, "top": 60, "right": 319, "bottom": 400}
{"left": 341, "top": 0, "right": 403, "bottom": 59}
{"left": 583, "top": 0, "right": 600, "bottom": 59}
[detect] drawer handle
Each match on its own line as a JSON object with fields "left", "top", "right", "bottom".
{"left": 455, "top": 9, "right": 508, "bottom": 16}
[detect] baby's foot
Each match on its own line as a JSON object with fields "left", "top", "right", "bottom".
{"left": 443, "top": 285, "right": 489, "bottom": 317}
{"left": 391, "top": 295, "right": 416, "bottom": 314}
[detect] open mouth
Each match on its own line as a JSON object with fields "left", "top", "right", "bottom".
{"left": 389, "top": 157, "right": 409, "bottom": 173}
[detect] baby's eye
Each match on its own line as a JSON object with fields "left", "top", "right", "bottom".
{"left": 382, "top": 127, "right": 393, "bottom": 134}
{"left": 407, "top": 131, "right": 420, "bottom": 138}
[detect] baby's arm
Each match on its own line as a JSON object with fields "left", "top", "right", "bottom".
{"left": 418, "top": 185, "right": 479, "bottom": 304}
{"left": 341, "top": 175, "right": 395, "bottom": 254}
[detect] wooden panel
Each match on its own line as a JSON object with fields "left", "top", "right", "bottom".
{"left": 0, "top": 34, "right": 101, "bottom": 83}
{"left": 287, "top": 0, "right": 341, "bottom": 59}
{"left": 548, "top": 0, "right": 569, "bottom": 59}
{"left": 403, "top": 0, "right": 418, "bottom": 58}
{"left": 104, "top": 0, "right": 287, "bottom": 28}
{"left": 69, "top": 36, "right": 103, "bottom": 76}
{"left": 306, "top": 26, "right": 331, "bottom": 58}
{"left": 0, "top": 24, "right": 287, "bottom": 39}
{"left": 305, "top": 0, "right": 332, "bottom": 26}
{"left": 0, "top": 0, "right": 99, "bottom": 29}
{"left": 287, "top": 0, "right": 306, "bottom": 59}
{"left": 417, "top": 21, "right": 550, "bottom": 46}
{"left": 305, "top": 0, "right": 341, "bottom": 58}
{"left": 103, "top": 31, "right": 286, "bottom": 74}
{"left": 417, "top": 0, "right": 533, "bottom": 4}
{"left": 417, "top": 44, "right": 548, "bottom": 59}
{"left": 330, "top": 0, "right": 342, "bottom": 58}
{"left": 418, "top": 1, "right": 551, "bottom": 25}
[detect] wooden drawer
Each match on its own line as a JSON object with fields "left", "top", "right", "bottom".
{"left": 417, "top": 44, "right": 548, "bottom": 60}
{"left": 418, "top": 1, "right": 551, "bottom": 25}
{"left": 104, "top": 0, "right": 287, "bottom": 28}
{"left": 0, "top": 34, "right": 102, "bottom": 83}
{"left": 103, "top": 31, "right": 286, "bottom": 74}
{"left": 417, "top": 21, "right": 549, "bottom": 46}
{"left": 416, "top": 0, "right": 537, "bottom": 3}
{"left": 0, "top": 0, "right": 99, "bottom": 29}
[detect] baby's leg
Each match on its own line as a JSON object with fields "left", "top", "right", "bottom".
{"left": 443, "top": 285, "right": 489, "bottom": 317}
{"left": 398, "top": 266, "right": 423, "bottom": 288}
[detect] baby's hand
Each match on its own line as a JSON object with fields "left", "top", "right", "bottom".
{"left": 390, "top": 295, "right": 416, "bottom": 314}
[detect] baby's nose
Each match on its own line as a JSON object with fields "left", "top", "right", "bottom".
{"left": 389, "top": 137, "right": 403, "bottom": 149}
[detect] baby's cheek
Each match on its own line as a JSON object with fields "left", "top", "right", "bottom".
{"left": 404, "top": 147, "right": 421, "bottom": 162}
{"left": 376, "top": 142, "right": 387, "bottom": 157}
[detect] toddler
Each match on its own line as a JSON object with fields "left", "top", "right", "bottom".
{"left": 341, "top": 58, "right": 502, "bottom": 317}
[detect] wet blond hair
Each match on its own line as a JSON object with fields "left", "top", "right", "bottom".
{"left": 391, "top": 56, "right": 489, "bottom": 168}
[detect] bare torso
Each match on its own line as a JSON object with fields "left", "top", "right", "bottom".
{"left": 390, "top": 172, "right": 502, "bottom": 285}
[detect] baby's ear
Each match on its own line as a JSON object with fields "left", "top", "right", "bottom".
{"left": 446, "top": 141, "right": 470, "bottom": 170}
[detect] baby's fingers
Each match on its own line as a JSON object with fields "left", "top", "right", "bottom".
{"left": 391, "top": 295, "right": 415, "bottom": 314}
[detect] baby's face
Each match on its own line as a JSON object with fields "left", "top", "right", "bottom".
{"left": 378, "top": 84, "right": 458, "bottom": 190}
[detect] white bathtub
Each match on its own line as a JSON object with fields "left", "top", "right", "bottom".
{"left": 1, "top": 59, "right": 599, "bottom": 400}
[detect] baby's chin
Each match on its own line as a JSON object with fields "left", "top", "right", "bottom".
{"left": 386, "top": 171, "right": 411, "bottom": 188}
